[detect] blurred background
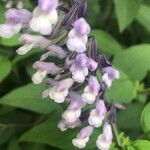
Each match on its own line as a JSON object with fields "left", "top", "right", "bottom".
{"left": 0, "top": 0, "right": 150, "bottom": 149}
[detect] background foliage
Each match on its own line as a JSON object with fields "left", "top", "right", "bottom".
{"left": 0, "top": 0, "right": 150, "bottom": 149}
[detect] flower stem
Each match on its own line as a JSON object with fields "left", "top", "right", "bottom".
{"left": 112, "top": 123, "right": 123, "bottom": 149}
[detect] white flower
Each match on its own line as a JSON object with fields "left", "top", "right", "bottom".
{"left": 49, "top": 78, "right": 74, "bottom": 103}
{"left": 32, "top": 70, "right": 47, "bottom": 84}
{"left": 16, "top": 43, "right": 34, "bottom": 55}
{"left": 96, "top": 124, "right": 113, "bottom": 150}
{"left": 82, "top": 76, "right": 100, "bottom": 104}
{"left": 30, "top": 7, "right": 58, "bottom": 35}
{"left": 72, "top": 137, "right": 89, "bottom": 149}
{"left": 88, "top": 109, "right": 105, "bottom": 128}
{"left": 82, "top": 86, "right": 98, "bottom": 104}
{"left": 67, "top": 18, "right": 90, "bottom": 53}
{"left": 62, "top": 109, "right": 81, "bottom": 123}
{"left": 72, "top": 126, "right": 93, "bottom": 149}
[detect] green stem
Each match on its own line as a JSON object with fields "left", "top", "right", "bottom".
{"left": 112, "top": 123, "right": 123, "bottom": 149}
{"left": 138, "top": 88, "right": 150, "bottom": 95}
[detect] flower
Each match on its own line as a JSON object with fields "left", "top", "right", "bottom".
{"left": 102, "top": 67, "right": 120, "bottom": 88}
{"left": 58, "top": 119, "right": 81, "bottom": 132}
{"left": 2, "top": 0, "right": 122, "bottom": 148}
{"left": 49, "top": 78, "right": 74, "bottom": 103}
{"left": 82, "top": 76, "right": 100, "bottom": 104}
{"left": 62, "top": 96, "right": 85, "bottom": 123}
{"left": 88, "top": 100, "right": 107, "bottom": 127}
{"left": 67, "top": 18, "right": 90, "bottom": 53}
{"left": 16, "top": 34, "right": 51, "bottom": 55}
{"left": 72, "top": 126, "right": 93, "bottom": 149}
{"left": 40, "top": 45, "right": 67, "bottom": 60}
{"left": 32, "top": 61, "right": 62, "bottom": 84}
{"left": 96, "top": 124, "right": 113, "bottom": 150}
{"left": 0, "top": 9, "right": 31, "bottom": 38}
{"left": 29, "top": 0, "right": 59, "bottom": 35}
{"left": 70, "top": 54, "right": 89, "bottom": 83}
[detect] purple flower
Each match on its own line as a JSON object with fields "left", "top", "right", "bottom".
{"left": 40, "top": 45, "right": 67, "bottom": 60}
{"left": 5, "top": 9, "right": 31, "bottom": 24}
{"left": 38, "top": 0, "right": 58, "bottom": 12}
{"left": 88, "top": 100, "right": 107, "bottom": 127}
{"left": 67, "top": 18, "right": 90, "bottom": 53}
{"left": 82, "top": 76, "right": 100, "bottom": 104}
{"left": 32, "top": 61, "right": 62, "bottom": 84}
{"left": 29, "top": 0, "right": 59, "bottom": 35}
{"left": 70, "top": 54, "right": 89, "bottom": 83}
{"left": 0, "top": 9, "right": 31, "bottom": 38}
{"left": 16, "top": 34, "right": 51, "bottom": 55}
{"left": 72, "top": 126, "right": 93, "bottom": 148}
{"left": 102, "top": 67, "right": 120, "bottom": 87}
{"left": 96, "top": 124, "right": 113, "bottom": 150}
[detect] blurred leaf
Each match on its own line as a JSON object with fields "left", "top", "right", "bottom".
{"left": 127, "top": 146, "right": 136, "bottom": 150}
{"left": 0, "top": 33, "right": 21, "bottom": 47}
{"left": 20, "top": 111, "right": 100, "bottom": 150}
{"left": 114, "top": 0, "right": 140, "bottom": 32}
{"left": 136, "top": 5, "right": 150, "bottom": 32}
{"left": 0, "top": 84, "right": 59, "bottom": 114}
{"left": 141, "top": 102, "right": 150, "bottom": 132}
{"left": 133, "top": 140, "right": 150, "bottom": 150}
{"left": 86, "top": 0, "right": 99, "bottom": 26}
{"left": 113, "top": 44, "right": 150, "bottom": 82}
{"left": 0, "top": 56, "right": 11, "bottom": 83}
{"left": 107, "top": 70, "right": 135, "bottom": 103}
{"left": 8, "top": 138, "right": 21, "bottom": 150}
{"left": 91, "top": 29, "right": 122, "bottom": 55}
{"left": 0, "top": 128, "right": 15, "bottom": 145}
{"left": 0, "top": 3, "right": 5, "bottom": 24}
{"left": 118, "top": 103, "right": 144, "bottom": 129}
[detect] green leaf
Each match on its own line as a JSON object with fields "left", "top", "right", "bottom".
{"left": 0, "top": 84, "right": 59, "bottom": 114}
{"left": 107, "top": 70, "right": 135, "bottom": 103}
{"left": 133, "top": 140, "right": 150, "bottom": 150}
{"left": 118, "top": 103, "right": 144, "bottom": 129}
{"left": 136, "top": 5, "right": 150, "bottom": 32}
{"left": 20, "top": 111, "right": 100, "bottom": 150}
{"left": 91, "top": 29, "right": 122, "bottom": 55}
{"left": 86, "top": 0, "right": 99, "bottom": 26}
{"left": 0, "top": 3, "right": 5, "bottom": 24}
{"left": 113, "top": 44, "right": 150, "bottom": 82}
{"left": 141, "top": 103, "right": 150, "bottom": 132}
{"left": 0, "top": 33, "right": 21, "bottom": 47}
{"left": 0, "top": 56, "right": 11, "bottom": 83}
{"left": 117, "top": 103, "right": 144, "bottom": 138}
{"left": 8, "top": 138, "right": 21, "bottom": 150}
{"left": 114, "top": 0, "right": 140, "bottom": 32}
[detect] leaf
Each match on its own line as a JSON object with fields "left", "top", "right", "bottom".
{"left": 8, "top": 138, "right": 21, "bottom": 150}
{"left": 136, "top": 5, "right": 150, "bottom": 32}
{"left": 20, "top": 111, "right": 100, "bottom": 150}
{"left": 141, "top": 103, "right": 150, "bottom": 132}
{"left": 133, "top": 140, "right": 150, "bottom": 150}
{"left": 118, "top": 103, "right": 144, "bottom": 129}
{"left": 0, "top": 3, "right": 5, "bottom": 24}
{"left": 113, "top": 44, "right": 150, "bottom": 82}
{"left": 86, "top": 0, "right": 99, "bottom": 26}
{"left": 107, "top": 70, "right": 135, "bottom": 103}
{"left": 0, "top": 84, "right": 59, "bottom": 114}
{"left": 117, "top": 103, "right": 144, "bottom": 138}
{"left": 0, "top": 33, "right": 21, "bottom": 47}
{"left": 114, "top": 0, "right": 140, "bottom": 32}
{"left": 91, "top": 29, "right": 122, "bottom": 55}
{"left": 0, "top": 56, "right": 11, "bottom": 83}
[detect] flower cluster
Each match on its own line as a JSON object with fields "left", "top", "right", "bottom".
{"left": 0, "top": 0, "right": 120, "bottom": 149}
